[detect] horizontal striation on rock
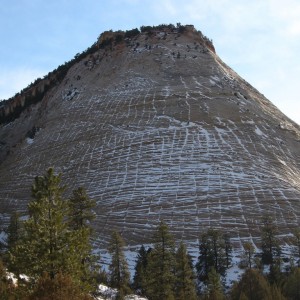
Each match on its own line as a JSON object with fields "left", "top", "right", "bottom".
{"left": 0, "top": 26, "right": 299, "bottom": 247}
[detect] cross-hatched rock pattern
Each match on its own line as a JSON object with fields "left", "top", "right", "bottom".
{"left": 0, "top": 27, "right": 300, "bottom": 248}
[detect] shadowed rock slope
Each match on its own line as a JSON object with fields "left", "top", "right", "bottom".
{"left": 0, "top": 25, "right": 300, "bottom": 248}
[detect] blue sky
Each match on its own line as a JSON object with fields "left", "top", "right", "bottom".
{"left": 0, "top": 0, "right": 299, "bottom": 124}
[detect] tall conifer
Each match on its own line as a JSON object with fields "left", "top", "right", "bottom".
{"left": 230, "top": 269, "right": 273, "bottom": 300}
{"left": 8, "top": 168, "right": 96, "bottom": 291}
{"left": 283, "top": 267, "right": 300, "bottom": 300}
{"left": 68, "top": 187, "right": 96, "bottom": 230}
{"left": 175, "top": 242, "right": 197, "bottom": 300}
{"left": 205, "top": 267, "right": 225, "bottom": 300}
{"left": 261, "top": 217, "right": 281, "bottom": 265}
{"left": 145, "top": 221, "right": 176, "bottom": 300}
{"left": 68, "top": 186, "right": 98, "bottom": 288}
{"left": 196, "top": 229, "right": 228, "bottom": 283}
{"left": 12, "top": 168, "right": 71, "bottom": 279}
{"left": 6, "top": 212, "right": 23, "bottom": 273}
{"left": 292, "top": 229, "right": 300, "bottom": 267}
{"left": 108, "top": 231, "right": 131, "bottom": 299}
{"left": 133, "top": 245, "right": 150, "bottom": 293}
{"left": 241, "top": 242, "right": 255, "bottom": 269}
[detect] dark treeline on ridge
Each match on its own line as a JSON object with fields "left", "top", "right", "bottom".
{"left": 0, "top": 168, "right": 300, "bottom": 299}
{"left": 0, "top": 23, "right": 214, "bottom": 125}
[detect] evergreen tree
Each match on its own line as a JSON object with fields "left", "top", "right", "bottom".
{"left": 68, "top": 187, "right": 96, "bottom": 230}
{"left": 291, "top": 229, "right": 300, "bottom": 267}
{"left": 208, "top": 229, "right": 226, "bottom": 275}
{"left": 6, "top": 212, "right": 22, "bottom": 250}
{"left": 196, "top": 229, "right": 227, "bottom": 283}
{"left": 268, "top": 259, "right": 284, "bottom": 286}
{"left": 108, "top": 231, "right": 131, "bottom": 299}
{"left": 174, "top": 242, "right": 197, "bottom": 300}
{"left": 230, "top": 269, "right": 273, "bottom": 300}
{"left": 196, "top": 231, "right": 210, "bottom": 282}
{"left": 241, "top": 242, "right": 255, "bottom": 269}
{"left": 19, "top": 168, "right": 73, "bottom": 278}
{"left": 260, "top": 217, "right": 281, "bottom": 265}
{"left": 28, "top": 272, "right": 93, "bottom": 300}
{"left": 238, "top": 292, "right": 249, "bottom": 300}
{"left": 8, "top": 168, "right": 96, "bottom": 291}
{"left": 145, "top": 221, "right": 176, "bottom": 300}
{"left": 70, "top": 226, "right": 99, "bottom": 291}
{"left": 5, "top": 212, "right": 23, "bottom": 273}
{"left": 270, "top": 284, "right": 286, "bottom": 300}
{"left": 0, "top": 218, "right": 3, "bottom": 255}
{"left": 224, "top": 233, "right": 232, "bottom": 269}
{"left": 283, "top": 267, "right": 300, "bottom": 300}
{"left": 0, "top": 258, "right": 29, "bottom": 299}
{"left": 68, "top": 186, "right": 98, "bottom": 289}
{"left": 204, "top": 267, "right": 225, "bottom": 300}
{"left": 133, "top": 245, "right": 151, "bottom": 293}
{"left": 0, "top": 258, "right": 14, "bottom": 299}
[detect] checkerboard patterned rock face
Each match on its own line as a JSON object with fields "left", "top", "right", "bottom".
{"left": 0, "top": 28, "right": 300, "bottom": 248}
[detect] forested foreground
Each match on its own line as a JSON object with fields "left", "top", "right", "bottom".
{"left": 0, "top": 168, "right": 300, "bottom": 299}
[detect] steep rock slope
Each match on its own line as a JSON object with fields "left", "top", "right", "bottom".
{"left": 0, "top": 26, "right": 300, "bottom": 248}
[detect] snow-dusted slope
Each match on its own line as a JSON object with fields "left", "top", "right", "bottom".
{"left": 0, "top": 26, "right": 299, "bottom": 249}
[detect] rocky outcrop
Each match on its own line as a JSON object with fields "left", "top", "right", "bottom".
{"left": 0, "top": 25, "right": 299, "bottom": 250}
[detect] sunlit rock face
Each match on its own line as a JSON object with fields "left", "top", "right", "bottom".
{"left": 0, "top": 26, "right": 300, "bottom": 248}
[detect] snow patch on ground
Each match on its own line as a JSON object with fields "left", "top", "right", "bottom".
{"left": 0, "top": 230, "right": 7, "bottom": 245}
{"left": 241, "top": 119, "right": 255, "bottom": 125}
{"left": 278, "top": 158, "right": 287, "bottom": 166}
{"left": 26, "top": 137, "right": 34, "bottom": 145}
{"left": 97, "top": 284, "right": 148, "bottom": 300}
{"left": 254, "top": 126, "right": 265, "bottom": 137}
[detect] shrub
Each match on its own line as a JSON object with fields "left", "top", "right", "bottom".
{"left": 28, "top": 272, "right": 93, "bottom": 300}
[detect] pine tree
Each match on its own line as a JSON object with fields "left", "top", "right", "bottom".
{"left": 0, "top": 257, "right": 29, "bottom": 299}
{"left": 6, "top": 212, "right": 22, "bottom": 251}
{"left": 270, "top": 284, "right": 286, "bottom": 300}
{"left": 174, "top": 242, "right": 197, "bottom": 300}
{"left": 241, "top": 242, "right": 255, "bottom": 269}
{"left": 283, "top": 267, "right": 300, "bottom": 300}
{"left": 196, "top": 231, "right": 211, "bottom": 282}
{"left": 8, "top": 168, "right": 96, "bottom": 291}
{"left": 9, "top": 168, "right": 69, "bottom": 279}
{"left": 230, "top": 269, "right": 273, "bottom": 300}
{"left": 196, "top": 229, "right": 227, "bottom": 283}
{"left": 108, "top": 231, "right": 131, "bottom": 299}
{"left": 224, "top": 233, "right": 232, "bottom": 268}
{"left": 0, "top": 218, "right": 3, "bottom": 255}
{"left": 208, "top": 229, "right": 226, "bottom": 275}
{"left": 0, "top": 259, "right": 14, "bottom": 299}
{"left": 292, "top": 229, "right": 300, "bottom": 267}
{"left": 68, "top": 186, "right": 98, "bottom": 289}
{"left": 268, "top": 259, "right": 284, "bottom": 286}
{"left": 5, "top": 212, "right": 23, "bottom": 273}
{"left": 145, "top": 221, "right": 176, "bottom": 300}
{"left": 28, "top": 272, "right": 93, "bottom": 300}
{"left": 70, "top": 226, "right": 99, "bottom": 292}
{"left": 238, "top": 292, "right": 248, "bottom": 300}
{"left": 204, "top": 267, "right": 225, "bottom": 300}
{"left": 133, "top": 245, "right": 150, "bottom": 293}
{"left": 260, "top": 216, "right": 281, "bottom": 265}
{"left": 68, "top": 187, "right": 96, "bottom": 230}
